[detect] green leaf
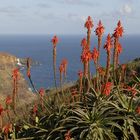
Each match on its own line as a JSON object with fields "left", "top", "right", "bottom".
{"left": 23, "top": 125, "right": 30, "bottom": 130}
{"left": 80, "top": 129, "right": 88, "bottom": 139}
{"left": 107, "top": 122, "right": 122, "bottom": 131}
{"left": 36, "top": 116, "right": 39, "bottom": 124}
{"left": 128, "top": 119, "right": 139, "bottom": 140}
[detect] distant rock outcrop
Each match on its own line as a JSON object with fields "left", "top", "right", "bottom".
{"left": 0, "top": 52, "right": 36, "bottom": 106}
{"left": 19, "top": 58, "right": 40, "bottom": 66}
{"left": 126, "top": 58, "right": 140, "bottom": 75}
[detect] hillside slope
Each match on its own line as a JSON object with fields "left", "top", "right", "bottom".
{"left": 0, "top": 52, "right": 36, "bottom": 106}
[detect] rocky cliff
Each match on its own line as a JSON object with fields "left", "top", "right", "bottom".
{"left": 0, "top": 52, "right": 36, "bottom": 106}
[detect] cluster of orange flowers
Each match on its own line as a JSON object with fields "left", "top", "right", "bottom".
{"left": 1, "top": 15, "right": 140, "bottom": 140}
{"left": 0, "top": 105, "right": 3, "bottom": 115}
{"left": 95, "top": 20, "right": 104, "bottom": 37}
{"left": 80, "top": 17, "right": 105, "bottom": 77}
{"left": 104, "top": 34, "right": 112, "bottom": 53}
{"left": 59, "top": 58, "right": 68, "bottom": 84}
{"left": 12, "top": 68, "right": 20, "bottom": 111}
{"left": 65, "top": 130, "right": 71, "bottom": 140}
{"left": 113, "top": 21, "right": 123, "bottom": 38}
{"left": 12, "top": 68, "right": 20, "bottom": 81}
{"left": 81, "top": 48, "right": 92, "bottom": 64}
{"left": 59, "top": 59, "right": 68, "bottom": 76}
{"left": 0, "top": 68, "right": 21, "bottom": 137}
{"left": 92, "top": 47, "right": 99, "bottom": 64}
{"left": 51, "top": 35, "right": 59, "bottom": 48}
{"left": 0, "top": 98, "right": 13, "bottom": 137}
{"left": 79, "top": 17, "right": 125, "bottom": 96}
{"left": 84, "top": 16, "right": 93, "bottom": 30}
{"left": 101, "top": 82, "right": 112, "bottom": 96}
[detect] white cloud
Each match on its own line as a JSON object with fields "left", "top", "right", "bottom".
{"left": 120, "top": 4, "right": 132, "bottom": 14}
{"left": 64, "top": 0, "right": 90, "bottom": 4}
{"left": 67, "top": 14, "right": 88, "bottom": 23}
{"left": 80, "top": 16, "right": 87, "bottom": 22}
{"left": 53, "top": 0, "right": 98, "bottom": 7}
{"left": 0, "top": 7, "right": 20, "bottom": 14}
{"left": 37, "top": 3, "right": 50, "bottom": 8}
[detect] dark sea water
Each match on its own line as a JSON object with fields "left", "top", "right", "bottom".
{"left": 0, "top": 34, "right": 140, "bottom": 89}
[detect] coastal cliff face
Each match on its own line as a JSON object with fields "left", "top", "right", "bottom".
{"left": 0, "top": 52, "right": 36, "bottom": 106}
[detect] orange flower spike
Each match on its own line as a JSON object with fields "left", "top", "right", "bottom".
{"left": 39, "top": 88, "right": 45, "bottom": 110}
{"left": 0, "top": 105, "right": 3, "bottom": 131}
{"left": 0, "top": 104, "right": 4, "bottom": 116}
{"left": 117, "top": 20, "right": 124, "bottom": 37}
{"left": 59, "top": 64, "right": 64, "bottom": 82}
{"left": 102, "top": 82, "right": 112, "bottom": 96}
{"left": 113, "top": 20, "right": 124, "bottom": 38}
{"left": 81, "top": 38, "right": 87, "bottom": 48}
{"left": 59, "top": 64, "right": 64, "bottom": 74}
{"left": 85, "top": 16, "right": 93, "bottom": 30}
{"left": 80, "top": 51, "right": 86, "bottom": 63}
{"left": 92, "top": 47, "right": 99, "bottom": 64}
{"left": 61, "top": 59, "right": 68, "bottom": 76}
{"left": 12, "top": 68, "right": 19, "bottom": 80}
{"left": 27, "top": 70, "right": 31, "bottom": 78}
{"left": 97, "top": 66, "right": 105, "bottom": 75}
{"left": 95, "top": 20, "right": 104, "bottom": 36}
{"left": 81, "top": 49, "right": 92, "bottom": 76}
{"left": 136, "top": 106, "right": 140, "bottom": 115}
{"left": 116, "top": 43, "right": 123, "bottom": 65}
{"left": 39, "top": 88, "right": 45, "bottom": 97}
{"left": 104, "top": 34, "right": 112, "bottom": 83}
{"left": 131, "top": 89, "right": 137, "bottom": 96}
{"left": 104, "top": 34, "right": 112, "bottom": 52}
{"left": 12, "top": 68, "right": 19, "bottom": 111}
{"left": 51, "top": 36, "right": 58, "bottom": 90}
{"left": 127, "top": 86, "right": 137, "bottom": 96}
{"left": 5, "top": 96, "right": 12, "bottom": 106}
{"left": 81, "top": 49, "right": 92, "bottom": 63}
{"left": 117, "top": 43, "right": 123, "bottom": 54}
{"left": 78, "top": 70, "right": 83, "bottom": 78}
{"left": 121, "top": 64, "right": 126, "bottom": 70}
{"left": 65, "top": 130, "right": 71, "bottom": 140}
{"left": 33, "top": 103, "right": 38, "bottom": 115}
{"left": 51, "top": 35, "right": 58, "bottom": 48}
{"left": 95, "top": 20, "right": 104, "bottom": 64}
{"left": 2, "top": 123, "right": 12, "bottom": 135}
{"left": 61, "top": 59, "right": 68, "bottom": 66}
{"left": 84, "top": 16, "right": 93, "bottom": 77}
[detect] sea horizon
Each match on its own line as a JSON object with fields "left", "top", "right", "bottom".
{"left": 0, "top": 34, "right": 140, "bottom": 89}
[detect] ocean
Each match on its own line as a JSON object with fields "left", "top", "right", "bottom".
{"left": 0, "top": 34, "right": 140, "bottom": 89}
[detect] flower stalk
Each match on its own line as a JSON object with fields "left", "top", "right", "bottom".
{"left": 51, "top": 36, "right": 59, "bottom": 90}
{"left": 113, "top": 21, "right": 123, "bottom": 83}
{"left": 104, "top": 34, "right": 112, "bottom": 84}
{"left": 95, "top": 20, "right": 104, "bottom": 65}
{"left": 78, "top": 70, "right": 83, "bottom": 93}
{"left": 84, "top": 16, "right": 93, "bottom": 78}
{"left": 12, "top": 68, "right": 19, "bottom": 112}
{"left": 27, "top": 58, "right": 38, "bottom": 93}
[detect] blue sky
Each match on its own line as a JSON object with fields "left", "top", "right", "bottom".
{"left": 0, "top": 0, "right": 139, "bottom": 35}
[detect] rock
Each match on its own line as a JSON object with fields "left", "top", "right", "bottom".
{"left": 18, "top": 58, "right": 40, "bottom": 66}
{"left": 134, "top": 57, "right": 140, "bottom": 62}
{"left": 0, "top": 52, "right": 37, "bottom": 107}
{"left": 126, "top": 57, "right": 140, "bottom": 75}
